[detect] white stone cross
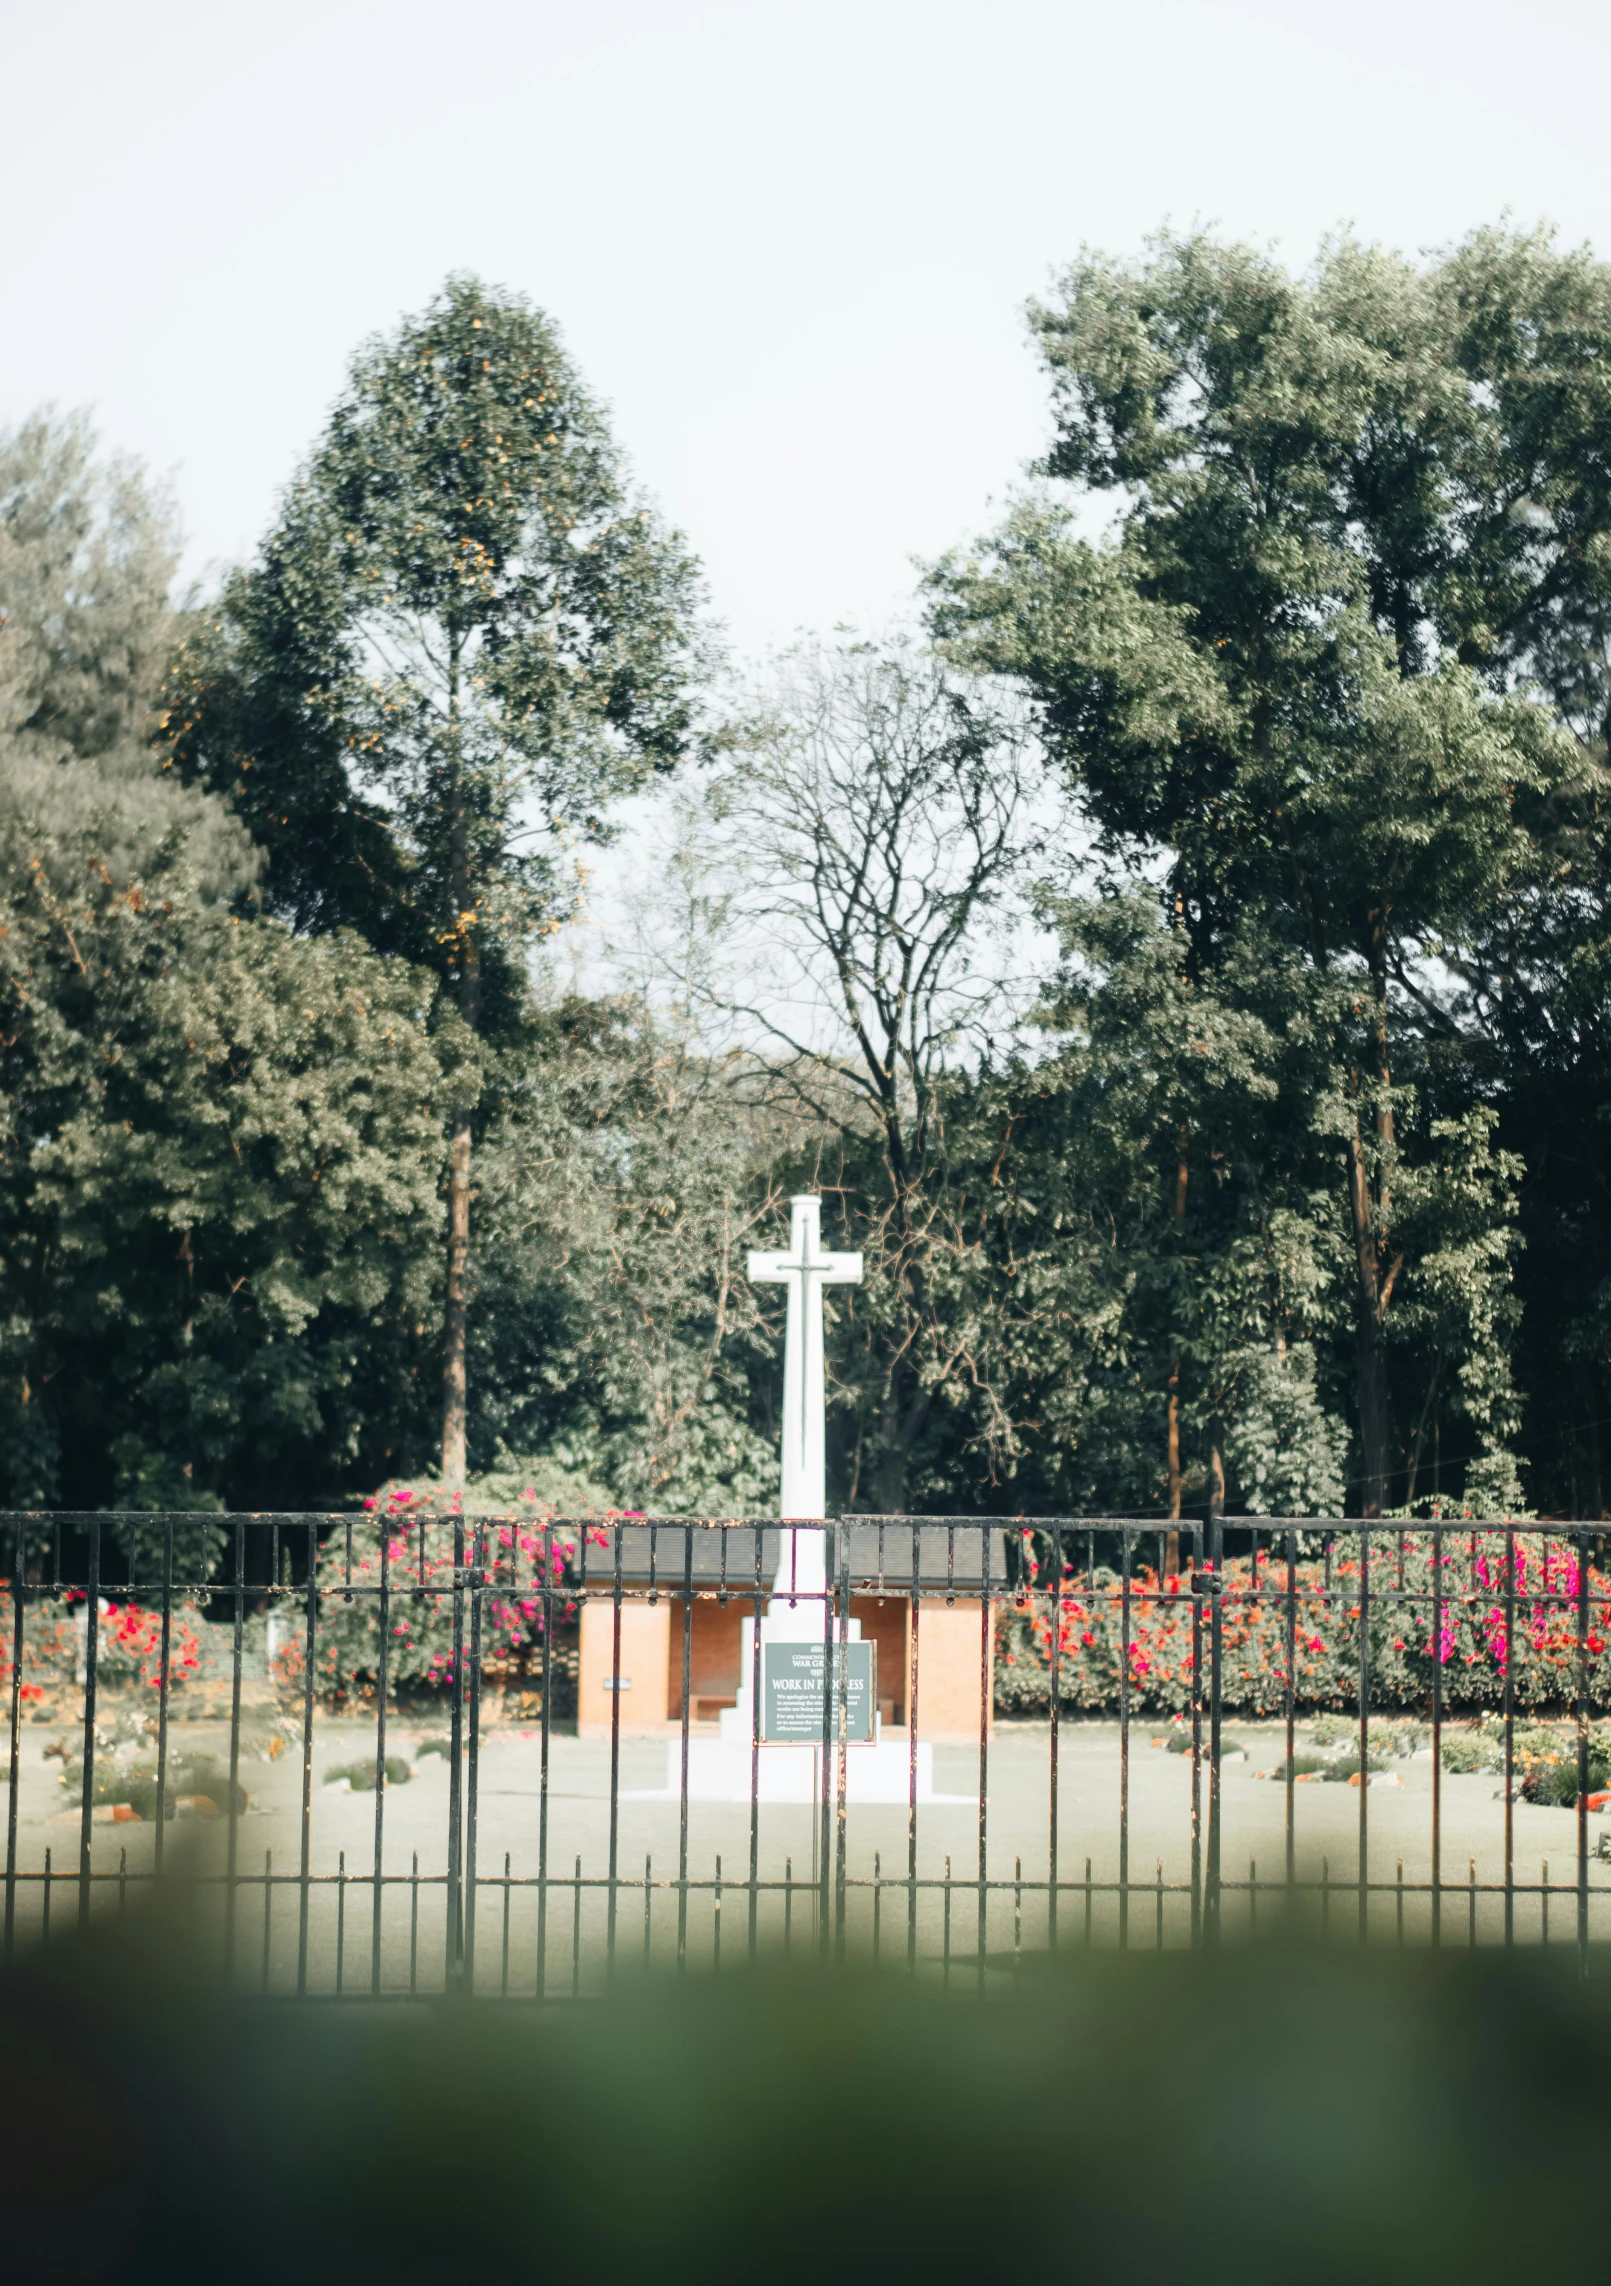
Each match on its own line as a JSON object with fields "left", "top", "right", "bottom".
{"left": 748, "top": 1193, "right": 861, "bottom": 1601}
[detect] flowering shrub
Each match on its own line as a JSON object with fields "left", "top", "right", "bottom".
{"left": 0, "top": 1595, "right": 78, "bottom": 1706}
{"left": 995, "top": 1532, "right": 1611, "bottom": 1718}
{"left": 0, "top": 1591, "right": 210, "bottom": 1702}
{"left": 282, "top": 1478, "right": 617, "bottom": 1706}
{"left": 93, "top": 1600, "right": 206, "bottom": 1690}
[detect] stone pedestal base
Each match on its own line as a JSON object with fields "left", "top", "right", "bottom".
{"left": 672, "top": 1734, "right": 939, "bottom": 1804}
{"left": 643, "top": 1598, "right": 959, "bottom": 1802}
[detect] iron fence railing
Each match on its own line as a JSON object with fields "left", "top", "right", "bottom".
{"left": 5, "top": 1510, "right": 1611, "bottom": 1990}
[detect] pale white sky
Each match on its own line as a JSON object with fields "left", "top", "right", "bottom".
{"left": 5, "top": 0, "right": 1609, "bottom": 658}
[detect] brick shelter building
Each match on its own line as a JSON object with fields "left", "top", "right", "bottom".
{"left": 575, "top": 1523, "right": 1003, "bottom": 1745}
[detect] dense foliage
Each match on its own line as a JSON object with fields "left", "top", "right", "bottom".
{"left": 3, "top": 233, "right": 1610, "bottom": 1546}
{"left": 933, "top": 227, "right": 1611, "bottom": 1518}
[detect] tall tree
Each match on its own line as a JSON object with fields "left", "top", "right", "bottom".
{"left": 0, "top": 794, "right": 458, "bottom": 1522}
{"left": 171, "top": 277, "right": 708, "bottom": 1479}
{"left": 936, "top": 229, "right": 1596, "bottom": 1514}
{"left": 1, "top": 411, "right": 450, "bottom": 1526}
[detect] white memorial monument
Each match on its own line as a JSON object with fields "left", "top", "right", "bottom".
{"left": 670, "top": 1193, "right": 939, "bottom": 1804}
{"left": 747, "top": 1189, "right": 861, "bottom": 1632}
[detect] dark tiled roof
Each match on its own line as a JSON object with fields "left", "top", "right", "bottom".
{"left": 572, "top": 1521, "right": 1009, "bottom": 1591}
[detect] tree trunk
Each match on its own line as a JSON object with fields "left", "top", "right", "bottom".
{"left": 873, "top": 1354, "right": 938, "bottom": 1514}
{"left": 873, "top": 1371, "right": 909, "bottom": 1512}
{"left": 1164, "top": 1375, "right": 1183, "bottom": 1578}
{"left": 1403, "top": 1355, "right": 1441, "bottom": 1511}
{"left": 441, "top": 633, "right": 477, "bottom": 1485}
{"left": 442, "top": 1112, "right": 471, "bottom": 1483}
{"left": 1348, "top": 1118, "right": 1393, "bottom": 1516}
{"left": 1589, "top": 1401, "right": 1603, "bottom": 1521}
{"left": 1347, "top": 935, "right": 1399, "bottom": 1519}
{"left": 872, "top": 1439, "right": 907, "bottom": 1516}
{"left": 1354, "top": 1304, "right": 1391, "bottom": 1519}
{"left": 1165, "top": 1149, "right": 1188, "bottom": 1565}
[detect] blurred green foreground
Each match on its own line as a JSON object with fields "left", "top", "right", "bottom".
{"left": 2, "top": 1906, "right": 1602, "bottom": 2284}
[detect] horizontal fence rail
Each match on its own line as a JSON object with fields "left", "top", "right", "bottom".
{"left": 4, "top": 1510, "right": 1611, "bottom": 1992}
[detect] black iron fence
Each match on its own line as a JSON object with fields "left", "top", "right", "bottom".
{"left": 6, "top": 1509, "right": 1611, "bottom": 1991}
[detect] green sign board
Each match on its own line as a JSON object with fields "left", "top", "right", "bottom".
{"left": 762, "top": 1640, "right": 876, "bottom": 1744}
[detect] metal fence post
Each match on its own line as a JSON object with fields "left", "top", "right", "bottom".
{"left": 5, "top": 1516, "right": 24, "bottom": 1960}
{"left": 1204, "top": 1495, "right": 1222, "bottom": 1947}
{"left": 465, "top": 1520, "right": 485, "bottom": 1996}
{"left": 78, "top": 1518, "right": 101, "bottom": 1936}
{"left": 445, "top": 1519, "right": 466, "bottom": 1993}
{"left": 818, "top": 1521, "right": 836, "bottom": 1962}
{"left": 835, "top": 1523, "right": 850, "bottom": 1960}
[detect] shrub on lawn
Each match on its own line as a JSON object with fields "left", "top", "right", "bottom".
{"left": 323, "top": 1756, "right": 412, "bottom": 1792}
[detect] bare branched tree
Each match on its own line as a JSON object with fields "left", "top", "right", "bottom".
{"left": 706, "top": 636, "right": 1045, "bottom": 1508}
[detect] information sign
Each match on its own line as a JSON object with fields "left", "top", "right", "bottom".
{"left": 761, "top": 1640, "right": 876, "bottom": 1744}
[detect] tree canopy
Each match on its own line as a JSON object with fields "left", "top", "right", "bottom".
{"left": 4, "top": 229, "right": 1611, "bottom": 1544}
{"left": 932, "top": 226, "right": 1611, "bottom": 1515}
